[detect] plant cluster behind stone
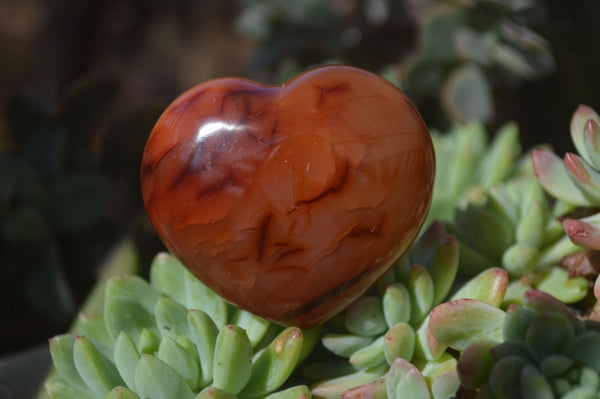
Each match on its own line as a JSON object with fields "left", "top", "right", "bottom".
{"left": 40, "top": 106, "right": 600, "bottom": 399}
{"left": 44, "top": 253, "right": 319, "bottom": 399}
{"left": 458, "top": 289, "right": 600, "bottom": 399}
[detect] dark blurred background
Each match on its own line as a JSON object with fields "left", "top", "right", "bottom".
{"left": 1, "top": 0, "right": 599, "bottom": 357}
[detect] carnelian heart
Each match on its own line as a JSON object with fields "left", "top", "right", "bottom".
{"left": 141, "top": 65, "right": 435, "bottom": 328}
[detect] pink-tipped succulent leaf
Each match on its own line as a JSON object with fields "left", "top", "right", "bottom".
{"left": 531, "top": 148, "right": 593, "bottom": 206}
{"left": 563, "top": 152, "right": 600, "bottom": 201}
{"left": 571, "top": 105, "right": 600, "bottom": 166}
{"left": 583, "top": 119, "right": 600, "bottom": 170}
{"left": 563, "top": 218, "right": 600, "bottom": 250}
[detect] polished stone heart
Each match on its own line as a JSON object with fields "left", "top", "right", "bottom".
{"left": 141, "top": 66, "right": 435, "bottom": 328}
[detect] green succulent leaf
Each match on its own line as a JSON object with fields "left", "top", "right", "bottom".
{"left": 429, "top": 299, "right": 505, "bottom": 351}
{"left": 386, "top": 358, "right": 431, "bottom": 399}
{"left": 532, "top": 148, "right": 594, "bottom": 207}
{"left": 104, "top": 276, "right": 161, "bottom": 342}
{"left": 340, "top": 377, "right": 386, "bottom": 399}
{"left": 73, "top": 336, "right": 124, "bottom": 397}
{"left": 415, "top": 351, "right": 457, "bottom": 385}
{"left": 134, "top": 354, "right": 195, "bottom": 399}
{"left": 212, "top": 325, "right": 253, "bottom": 395}
{"left": 502, "top": 279, "right": 531, "bottom": 307}
{"left": 157, "top": 336, "right": 201, "bottom": 391}
{"left": 503, "top": 306, "right": 536, "bottom": 341}
{"left": 240, "top": 327, "right": 304, "bottom": 398}
{"left": 105, "top": 386, "right": 141, "bottom": 399}
{"left": 502, "top": 243, "right": 539, "bottom": 277}
{"left": 44, "top": 374, "right": 98, "bottom": 399}
{"left": 344, "top": 296, "right": 387, "bottom": 337}
{"left": 188, "top": 309, "right": 218, "bottom": 386}
{"left": 522, "top": 288, "right": 573, "bottom": 316}
{"left": 491, "top": 340, "right": 534, "bottom": 364}
{"left": 579, "top": 367, "right": 599, "bottom": 393}
{"left": 310, "top": 364, "right": 388, "bottom": 399}
{"left": 262, "top": 385, "right": 312, "bottom": 399}
{"left": 414, "top": 315, "right": 447, "bottom": 361}
{"left": 113, "top": 332, "right": 140, "bottom": 393}
{"left": 382, "top": 283, "right": 411, "bottom": 328}
{"left": 516, "top": 200, "right": 547, "bottom": 248}
{"left": 383, "top": 322, "right": 416, "bottom": 365}
{"left": 195, "top": 386, "right": 238, "bottom": 399}
{"left": 525, "top": 311, "right": 575, "bottom": 360}
{"left": 150, "top": 253, "right": 228, "bottom": 328}
{"left": 430, "top": 370, "right": 460, "bottom": 399}
{"left": 457, "top": 340, "right": 496, "bottom": 390}
{"left": 489, "top": 356, "right": 530, "bottom": 399}
{"left": 75, "top": 314, "right": 112, "bottom": 348}
{"left": 155, "top": 297, "right": 192, "bottom": 340}
{"left": 321, "top": 334, "right": 373, "bottom": 358}
{"left": 49, "top": 335, "right": 96, "bottom": 395}
{"left": 349, "top": 336, "right": 385, "bottom": 369}
{"left": 450, "top": 267, "right": 508, "bottom": 306}
{"left": 229, "top": 309, "right": 271, "bottom": 349}
{"left": 137, "top": 328, "right": 161, "bottom": 355}
{"left": 479, "top": 122, "right": 521, "bottom": 189}
{"left": 421, "top": 228, "right": 459, "bottom": 306}
{"left": 539, "top": 355, "right": 574, "bottom": 378}
{"left": 470, "top": 207, "right": 515, "bottom": 261}
{"left": 519, "top": 364, "right": 554, "bottom": 399}
{"left": 408, "top": 265, "right": 435, "bottom": 326}
{"left": 564, "top": 331, "right": 600, "bottom": 372}
{"left": 534, "top": 266, "right": 589, "bottom": 304}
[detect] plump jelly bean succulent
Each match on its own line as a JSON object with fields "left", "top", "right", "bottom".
{"left": 457, "top": 289, "right": 600, "bottom": 399}
{"left": 428, "top": 120, "right": 587, "bottom": 304}
{"left": 305, "top": 221, "right": 511, "bottom": 399}
{"left": 532, "top": 106, "right": 600, "bottom": 301}
{"left": 45, "top": 253, "right": 319, "bottom": 399}
{"left": 140, "top": 65, "right": 435, "bottom": 328}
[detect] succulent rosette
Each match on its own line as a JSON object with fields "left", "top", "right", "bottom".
{"left": 307, "top": 221, "right": 510, "bottom": 398}
{"left": 43, "top": 253, "right": 319, "bottom": 399}
{"left": 427, "top": 122, "right": 525, "bottom": 223}
{"left": 532, "top": 105, "right": 600, "bottom": 301}
{"left": 457, "top": 289, "right": 600, "bottom": 399}
{"left": 429, "top": 120, "right": 587, "bottom": 304}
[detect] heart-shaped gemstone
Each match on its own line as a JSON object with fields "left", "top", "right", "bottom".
{"left": 141, "top": 66, "right": 435, "bottom": 328}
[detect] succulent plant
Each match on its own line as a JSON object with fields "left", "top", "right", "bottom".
{"left": 306, "top": 221, "right": 509, "bottom": 398}
{"left": 447, "top": 174, "right": 590, "bottom": 303}
{"left": 398, "top": 0, "right": 555, "bottom": 124}
{"left": 427, "top": 121, "right": 524, "bottom": 223}
{"left": 457, "top": 289, "right": 600, "bottom": 399}
{"left": 532, "top": 105, "right": 600, "bottom": 302}
{"left": 427, "top": 119, "right": 587, "bottom": 304}
{"left": 42, "top": 252, "right": 319, "bottom": 399}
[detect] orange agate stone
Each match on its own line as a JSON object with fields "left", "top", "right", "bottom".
{"left": 141, "top": 66, "right": 435, "bottom": 328}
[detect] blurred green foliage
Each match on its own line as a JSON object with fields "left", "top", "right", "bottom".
{"left": 236, "top": 0, "right": 554, "bottom": 126}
